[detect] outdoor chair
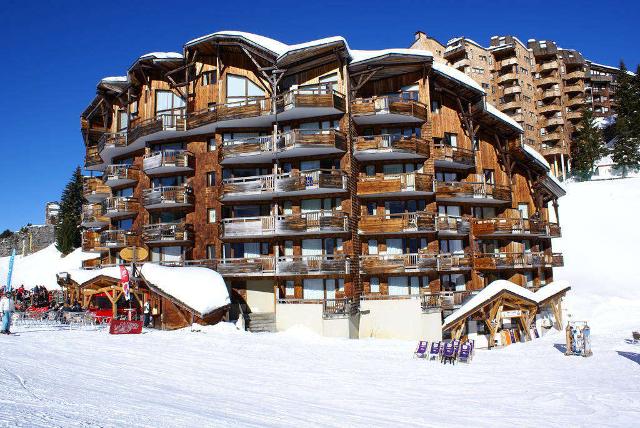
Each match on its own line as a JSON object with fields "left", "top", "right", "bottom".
{"left": 414, "top": 341, "right": 429, "bottom": 358}
{"left": 632, "top": 331, "right": 640, "bottom": 343}
{"left": 458, "top": 344, "right": 472, "bottom": 363}
{"left": 428, "top": 342, "right": 441, "bottom": 361}
{"left": 442, "top": 342, "right": 456, "bottom": 365}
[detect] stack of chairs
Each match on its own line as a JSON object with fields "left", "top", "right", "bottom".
{"left": 413, "top": 338, "right": 476, "bottom": 364}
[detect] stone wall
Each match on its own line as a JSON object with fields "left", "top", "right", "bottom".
{"left": 0, "top": 225, "right": 56, "bottom": 257}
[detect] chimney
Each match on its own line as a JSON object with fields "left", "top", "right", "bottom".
{"left": 415, "top": 31, "right": 426, "bottom": 41}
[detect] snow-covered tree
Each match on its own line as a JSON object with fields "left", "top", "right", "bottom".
{"left": 571, "top": 108, "right": 606, "bottom": 180}
{"left": 55, "top": 167, "right": 84, "bottom": 255}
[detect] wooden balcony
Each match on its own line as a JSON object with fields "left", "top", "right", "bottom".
{"left": 352, "top": 95, "right": 428, "bottom": 125}
{"left": 541, "top": 89, "right": 562, "bottom": 100}
{"left": 474, "top": 252, "right": 564, "bottom": 270}
{"left": 588, "top": 74, "right": 612, "bottom": 83}
{"left": 97, "top": 131, "right": 127, "bottom": 153}
{"left": 452, "top": 58, "right": 470, "bottom": 69}
{"left": 277, "top": 255, "right": 350, "bottom": 276}
{"left": 222, "top": 169, "right": 347, "bottom": 201}
{"left": 358, "top": 212, "right": 436, "bottom": 235}
{"left": 433, "top": 144, "right": 475, "bottom": 169}
{"left": 81, "top": 231, "right": 102, "bottom": 253}
{"left": 565, "top": 97, "right": 585, "bottom": 108}
{"left": 540, "top": 144, "right": 569, "bottom": 156}
{"left": 538, "top": 104, "right": 562, "bottom": 114}
{"left": 277, "top": 84, "right": 346, "bottom": 121}
{"left": 85, "top": 144, "right": 103, "bottom": 168}
{"left": 103, "top": 197, "right": 139, "bottom": 219}
{"left": 566, "top": 111, "right": 582, "bottom": 121}
{"left": 436, "top": 253, "right": 473, "bottom": 271}
{"left": 103, "top": 165, "right": 139, "bottom": 187}
{"left": 187, "top": 97, "right": 272, "bottom": 130}
{"left": 141, "top": 222, "right": 194, "bottom": 245}
{"left": 142, "top": 150, "right": 194, "bottom": 176}
{"left": 472, "top": 218, "right": 549, "bottom": 237}
{"left": 214, "top": 257, "right": 276, "bottom": 277}
{"left": 357, "top": 172, "right": 434, "bottom": 198}
{"left": 81, "top": 256, "right": 113, "bottom": 270}
{"left": 436, "top": 215, "right": 471, "bottom": 235}
{"left": 142, "top": 186, "right": 194, "bottom": 210}
{"left": 503, "top": 85, "right": 522, "bottom": 95}
{"left": 128, "top": 111, "right": 186, "bottom": 145}
{"left": 81, "top": 204, "right": 109, "bottom": 228}
{"left": 543, "top": 117, "right": 565, "bottom": 127}
{"left": 83, "top": 177, "right": 111, "bottom": 202}
{"left": 99, "top": 230, "right": 140, "bottom": 249}
{"left": 541, "top": 132, "right": 563, "bottom": 143}
{"left": 360, "top": 253, "right": 438, "bottom": 274}
{"left": 221, "top": 211, "right": 349, "bottom": 239}
{"left": 536, "top": 76, "right": 558, "bottom": 87}
{"left": 276, "top": 129, "right": 346, "bottom": 159}
{"left": 500, "top": 57, "right": 519, "bottom": 68}
{"left": 221, "top": 135, "right": 274, "bottom": 164}
{"left": 496, "top": 73, "right": 518, "bottom": 84}
{"left": 433, "top": 290, "right": 476, "bottom": 310}
{"left": 564, "top": 84, "right": 584, "bottom": 94}
{"left": 499, "top": 100, "right": 521, "bottom": 111}
{"left": 435, "top": 178, "right": 511, "bottom": 205}
{"left": 564, "top": 70, "right": 586, "bottom": 81}
{"left": 540, "top": 61, "right": 559, "bottom": 71}
{"left": 354, "top": 135, "right": 429, "bottom": 161}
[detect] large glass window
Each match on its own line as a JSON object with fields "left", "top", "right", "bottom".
{"left": 155, "top": 90, "right": 185, "bottom": 115}
{"left": 226, "top": 74, "right": 265, "bottom": 104}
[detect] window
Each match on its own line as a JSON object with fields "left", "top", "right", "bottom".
{"left": 444, "top": 133, "right": 457, "bottom": 147}
{"left": 202, "top": 70, "right": 216, "bottom": 86}
{"left": 483, "top": 169, "right": 495, "bottom": 185}
{"left": 207, "top": 209, "right": 217, "bottom": 224}
{"left": 518, "top": 203, "right": 529, "bottom": 219}
{"left": 319, "top": 73, "right": 338, "bottom": 91}
{"left": 285, "top": 280, "right": 295, "bottom": 297}
{"left": 226, "top": 74, "right": 265, "bottom": 103}
{"left": 441, "top": 273, "right": 466, "bottom": 291}
{"left": 524, "top": 271, "right": 534, "bottom": 288}
{"left": 440, "top": 239, "right": 464, "bottom": 254}
{"left": 365, "top": 165, "right": 376, "bottom": 176}
{"left": 117, "top": 110, "right": 128, "bottom": 131}
{"left": 368, "top": 240, "right": 378, "bottom": 255}
{"left": 130, "top": 101, "right": 138, "bottom": 118}
{"left": 431, "top": 99, "right": 441, "bottom": 114}
{"left": 208, "top": 138, "right": 216, "bottom": 152}
{"left": 155, "top": 90, "right": 185, "bottom": 115}
{"left": 388, "top": 276, "right": 409, "bottom": 296}
{"left": 370, "top": 277, "right": 380, "bottom": 293}
{"left": 207, "top": 171, "right": 216, "bottom": 186}
{"left": 206, "top": 245, "right": 216, "bottom": 259}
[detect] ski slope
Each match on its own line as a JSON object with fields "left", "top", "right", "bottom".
{"left": 0, "top": 178, "right": 639, "bottom": 427}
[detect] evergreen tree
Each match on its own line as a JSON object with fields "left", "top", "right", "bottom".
{"left": 55, "top": 167, "right": 84, "bottom": 254}
{"left": 571, "top": 108, "right": 606, "bottom": 180}
{"left": 612, "top": 61, "right": 640, "bottom": 176}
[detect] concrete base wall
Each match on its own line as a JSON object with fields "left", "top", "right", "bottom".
{"left": 276, "top": 304, "right": 360, "bottom": 339}
{"left": 359, "top": 298, "right": 442, "bottom": 341}
{"left": 245, "top": 280, "right": 275, "bottom": 313}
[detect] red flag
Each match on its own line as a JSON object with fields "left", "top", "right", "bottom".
{"left": 119, "top": 265, "right": 130, "bottom": 301}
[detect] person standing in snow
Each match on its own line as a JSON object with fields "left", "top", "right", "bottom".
{"left": 143, "top": 300, "right": 151, "bottom": 327}
{"left": 1, "top": 292, "right": 15, "bottom": 334}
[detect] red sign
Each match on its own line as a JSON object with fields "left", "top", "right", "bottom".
{"left": 119, "top": 265, "right": 130, "bottom": 301}
{"left": 109, "top": 320, "right": 143, "bottom": 335}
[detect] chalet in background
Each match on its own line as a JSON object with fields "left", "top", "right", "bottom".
{"left": 78, "top": 30, "right": 569, "bottom": 345}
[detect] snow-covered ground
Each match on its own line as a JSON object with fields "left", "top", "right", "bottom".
{"left": 1, "top": 179, "right": 639, "bottom": 427}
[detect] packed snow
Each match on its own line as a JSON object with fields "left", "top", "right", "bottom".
{"left": 1, "top": 179, "right": 640, "bottom": 426}
{"left": 140, "top": 264, "right": 230, "bottom": 315}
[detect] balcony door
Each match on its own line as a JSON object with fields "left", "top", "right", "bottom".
{"left": 302, "top": 239, "right": 323, "bottom": 256}
{"left": 303, "top": 278, "right": 324, "bottom": 300}
{"left": 388, "top": 276, "right": 409, "bottom": 296}
{"left": 301, "top": 199, "right": 322, "bottom": 213}
{"left": 385, "top": 238, "right": 403, "bottom": 255}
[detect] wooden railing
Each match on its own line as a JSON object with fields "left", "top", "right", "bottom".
{"left": 223, "top": 169, "right": 346, "bottom": 197}
{"left": 474, "top": 252, "right": 564, "bottom": 269}
{"left": 97, "top": 131, "right": 127, "bottom": 153}
{"left": 188, "top": 97, "right": 272, "bottom": 129}
{"left": 221, "top": 216, "right": 276, "bottom": 237}
{"left": 142, "top": 149, "right": 193, "bottom": 172}
{"left": 358, "top": 172, "right": 434, "bottom": 195}
{"left": 142, "top": 186, "right": 194, "bottom": 207}
{"left": 279, "top": 84, "right": 346, "bottom": 112}
{"left": 437, "top": 253, "right": 473, "bottom": 271}
{"left": 85, "top": 144, "right": 102, "bottom": 166}
{"left": 354, "top": 134, "right": 429, "bottom": 157}
{"left": 81, "top": 231, "right": 101, "bottom": 252}
{"left": 128, "top": 110, "right": 186, "bottom": 144}
{"left": 433, "top": 143, "right": 475, "bottom": 166}
{"left": 351, "top": 95, "right": 428, "bottom": 121}
{"left": 99, "top": 230, "right": 140, "bottom": 249}
{"left": 359, "top": 211, "right": 436, "bottom": 234}
{"left": 141, "top": 222, "right": 194, "bottom": 243}
{"left": 221, "top": 211, "right": 349, "bottom": 237}
{"left": 360, "top": 253, "right": 438, "bottom": 274}
{"left": 322, "top": 298, "right": 356, "bottom": 319}
{"left": 103, "top": 197, "right": 139, "bottom": 216}
{"left": 277, "top": 255, "right": 350, "bottom": 275}
{"left": 222, "top": 135, "right": 274, "bottom": 159}
{"left": 103, "top": 165, "right": 139, "bottom": 184}
{"left": 277, "top": 129, "right": 346, "bottom": 152}
{"left": 214, "top": 257, "right": 276, "bottom": 276}
{"left": 435, "top": 179, "right": 512, "bottom": 203}
{"left": 81, "top": 204, "right": 108, "bottom": 226}
{"left": 83, "top": 177, "right": 111, "bottom": 200}
{"left": 436, "top": 215, "right": 471, "bottom": 234}
{"left": 472, "top": 218, "right": 547, "bottom": 236}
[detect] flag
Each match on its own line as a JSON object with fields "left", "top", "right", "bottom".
{"left": 119, "top": 264, "right": 130, "bottom": 301}
{"left": 6, "top": 249, "right": 15, "bottom": 293}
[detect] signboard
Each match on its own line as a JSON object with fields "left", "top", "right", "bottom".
{"left": 109, "top": 320, "right": 143, "bottom": 335}
{"left": 120, "top": 247, "right": 148, "bottom": 263}
{"left": 501, "top": 310, "right": 523, "bottom": 318}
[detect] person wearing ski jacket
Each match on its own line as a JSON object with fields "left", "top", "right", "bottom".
{"left": 0, "top": 292, "right": 15, "bottom": 334}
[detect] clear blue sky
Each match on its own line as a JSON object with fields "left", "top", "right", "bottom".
{"left": 0, "top": 0, "right": 637, "bottom": 230}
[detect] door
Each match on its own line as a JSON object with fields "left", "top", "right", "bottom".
{"left": 303, "top": 278, "right": 324, "bottom": 299}
{"left": 301, "top": 199, "right": 322, "bottom": 213}
{"left": 385, "top": 238, "right": 403, "bottom": 255}
{"left": 388, "top": 276, "right": 409, "bottom": 296}
{"left": 326, "top": 279, "right": 336, "bottom": 299}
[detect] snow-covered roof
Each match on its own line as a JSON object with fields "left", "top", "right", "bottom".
{"left": 432, "top": 61, "right": 484, "bottom": 93}
{"left": 100, "top": 76, "right": 128, "bottom": 83}
{"left": 350, "top": 48, "right": 432, "bottom": 65}
{"left": 485, "top": 103, "right": 524, "bottom": 132}
{"left": 186, "top": 30, "right": 289, "bottom": 56}
{"left": 523, "top": 144, "right": 551, "bottom": 171}
{"left": 546, "top": 171, "right": 567, "bottom": 193}
{"left": 139, "top": 52, "right": 183, "bottom": 61}
{"left": 140, "top": 264, "right": 230, "bottom": 317}
{"left": 443, "top": 280, "right": 571, "bottom": 329}
{"left": 445, "top": 37, "right": 487, "bottom": 52}
{"left": 0, "top": 245, "right": 98, "bottom": 291}
{"left": 65, "top": 266, "right": 129, "bottom": 286}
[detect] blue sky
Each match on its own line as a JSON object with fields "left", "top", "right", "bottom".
{"left": 0, "top": 0, "right": 637, "bottom": 230}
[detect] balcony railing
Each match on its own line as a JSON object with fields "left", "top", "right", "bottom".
{"left": 543, "top": 117, "right": 565, "bottom": 127}
{"left": 541, "top": 89, "right": 562, "bottom": 99}
{"left": 97, "top": 131, "right": 127, "bottom": 153}
{"left": 472, "top": 218, "right": 548, "bottom": 236}
{"left": 188, "top": 97, "right": 272, "bottom": 129}
{"left": 359, "top": 211, "right": 436, "bottom": 235}
{"left": 358, "top": 172, "right": 434, "bottom": 196}
{"left": 436, "top": 215, "right": 471, "bottom": 235}
{"left": 540, "top": 61, "right": 559, "bottom": 71}
{"left": 538, "top": 104, "right": 562, "bottom": 114}
{"left": 103, "top": 197, "right": 139, "bottom": 218}
{"left": 564, "top": 70, "right": 586, "bottom": 81}
{"left": 277, "top": 129, "right": 346, "bottom": 153}
{"left": 474, "top": 252, "right": 564, "bottom": 269}
{"left": 142, "top": 186, "right": 194, "bottom": 209}
{"left": 81, "top": 231, "right": 101, "bottom": 252}
{"left": 564, "top": 84, "right": 584, "bottom": 93}
{"left": 128, "top": 110, "right": 186, "bottom": 144}
{"left": 541, "top": 132, "right": 563, "bottom": 143}
{"left": 222, "top": 169, "right": 347, "bottom": 199}
{"left": 360, "top": 253, "right": 438, "bottom": 274}
{"left": 279, "top": 84, "right": 346, "bottom": 112}
{"left": 497, "top": 73, "right": 518, "bottom": 84}
{"left": 214, "top": 257, "right": 276, "bottom": 276}
{"left": 81, "top": 204, "right": 109, "bottom": 227}
{"left": 566, "top": 111, "right": 582, "bottom": 121}
{"left": 437, "top": 253, "right": 473, "bottom": 271}
{"left": 499, "top": 100, "right": 521, "bottom": 111}
{"left": 565, "top": 97, "right": 585, "bottom": 107}
{"left": 351, "top": 95, "right": 428, "bottom": 122}
{"left": 503, "top": 85, "right": 522, "bottom": 95}
{"left": 436, "top": 179, "right": 512, "bottom": 203}
{"left": 83, "top": 177, "right": 111, "bottom": 202}
{"left": 142, "top": 149, "right": 194, "bottom": 174}
{"left": 536, "top": 76, "right": 558, "bottom": 87}
{"left": 85, "top": 145, "right": 102, "bottom": 167}
{"left": 99, "top": 230, "right": 140, "bottom": 249}
{"left": 354, "top": 134, "right": 429, "bottom": 158}
{"left": 433, "top": 144, "right": 475, "bottom": 167}
{"left": 103, "top": 165, "right": 139, "bottom": 187}
{"left": 141, "top": 222, "right": 194, "bottom": 244}
{"left": 540, "top": 144, "right": 569, "bottom": 156}
{"left": 222, "top": 135, "right": 273, "bottom": 160}
{"left": 277, "top": 255, "right": 350, "bottom": 275}
{"left": 221, "top": 211, "right": 349, "bottom": 238}
{"left": 323, "top": 298, "right": 356, "bottom": 319}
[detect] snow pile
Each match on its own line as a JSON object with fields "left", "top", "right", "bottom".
{"left": 555, "top": 178, "right": 640, "bottom": 332}
{"left": 140, "top": 264, "right": 230, "bottom": 316}
{"left": 0, "top": 244, "right": 96, "bottom": 290}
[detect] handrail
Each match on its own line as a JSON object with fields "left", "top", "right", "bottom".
{"left": 142, "top": 186, "right": 194, "bottom": 206}
{"left": 354, "top": 134, "right": 429, "bottom": 155}
{"left": 433, "top": 143, "right": 475, "bottom": 165}
{"left": 141, "top": 222, "right": 194, "bottom": 242}
{"left": 276, "top": 254, "right": 350, "bottom": 274}
{"left": 359, "top": 211, "right": 436, "bottom": 233}
{"left": 103, "top": 164, "right": 139, "bottom": 182}
{"left": 143, "top": 149, "right": 193, "bottom": 170}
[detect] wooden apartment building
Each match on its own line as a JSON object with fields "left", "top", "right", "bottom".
{"left": 80, "top": 31, "right": 565, "bottom": 339}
